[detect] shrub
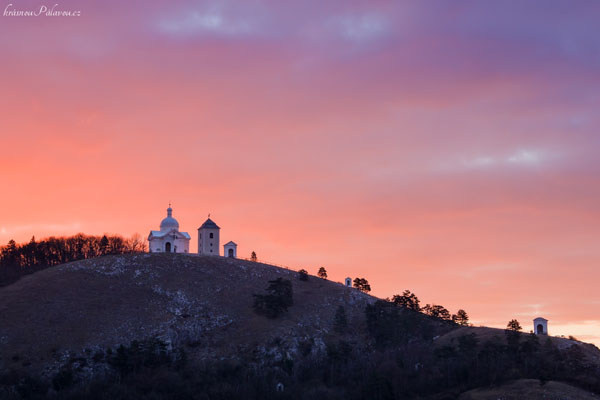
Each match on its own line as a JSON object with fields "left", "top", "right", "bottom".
{"left": 298, "top": 269, "right": 309, "bottom": 281}
{"left": 252, "top": 278, "right": 293, "bottom": 318}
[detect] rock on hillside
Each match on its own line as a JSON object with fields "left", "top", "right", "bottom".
{"left": 0, "top": 253, "right": 373, "bottom": 374}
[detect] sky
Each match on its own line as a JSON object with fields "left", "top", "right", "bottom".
{"left": 1, "top": 1, "right": 599, "bottom": 344}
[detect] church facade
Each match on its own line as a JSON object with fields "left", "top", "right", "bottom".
{"left": 148, "top": 206, "right": 191, "bottom": 253}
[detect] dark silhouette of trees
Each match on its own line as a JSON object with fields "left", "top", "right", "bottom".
{"left": 252, "top": 278, "right": 293, "bottom": 318}
{"left": 250, "top": 251, "right": 257, "bottom": 262}
{"left": 3, "top": 325, "right": 600, "bottom": 400}
{"left": 333, "top": 305, "right": 347, "bottom": 334}
{"left": 505, "top": 320, "right": 523, "bottom": 354}
{"left": 0, "top": 233, "right": 146, "bottom": 287}
{"left": 423, "top": 304, "right": 451, "bottom": 320}
{"left": 365, "top": 299, "right": 434, "bottom": 347}
{"left": 317, "top": 267, "right": 327, "bottom": 279}
{"left": 391, "top": 289, "right": 470, "bottom": 326}
{"left": 99, "top": 235, "right": 109, "bottom": 255}
{"left": 392, "top": 290, "right": 421, "bottom": 311}
{"left": 452, "top": 309, "right": 470, "bottom": 326}
{"left": 507, "top": 319, "right": 522, "bottom": 332}
{"left": 366, "top": 300, "right": 403, "bottom": 347}
{"left": 297, "top": 269, "right": 308, "bottom": 281}
{"left": 353, "top": 277, "right": 371, "bottom": 293}
{"left": 109, "top": 338, "right": 172, "bottom": 378}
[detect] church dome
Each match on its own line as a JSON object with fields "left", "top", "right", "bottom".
{"left": 160, "top": 207, "right": 179, "bottom": 231}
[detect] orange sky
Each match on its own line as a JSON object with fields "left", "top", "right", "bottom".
{"left": 1, "top": 1, "right": 599, "bottom": 345}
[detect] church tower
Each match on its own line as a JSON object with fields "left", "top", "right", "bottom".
{"left": 198, "top": 217, "right": 220, "bottom": 255}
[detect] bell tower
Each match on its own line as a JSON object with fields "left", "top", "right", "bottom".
{"left": 198, "top": 216, "right": 220, "bottom": 255}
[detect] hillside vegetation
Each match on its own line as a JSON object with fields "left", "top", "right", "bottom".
{"left": 459, "top": 379, "right": 599, "bottom": 400}
{"left": 0, "top": 254, "right": 373, "bottom": 369}
{"left": 0, "top": 254, "right": 599, "bottom": 399}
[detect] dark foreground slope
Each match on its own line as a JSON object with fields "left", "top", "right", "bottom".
{"left": 0, "top": 254, "right": 599, "bottom": 399}
{"left": 459, "top": 379, "right": 599, "bottom": 400}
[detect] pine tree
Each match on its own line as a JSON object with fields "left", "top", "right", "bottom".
{"left": 317, "top": 267, "right": 327, "bottom": 279}
{"left": 99, "top": 235, "right": 109, "bottom": 256}
{"left": 392, "top": 290, "right": 421, "bottom": 311}
{"left": 353, "top": 277, "right": 371, "bottom": 293}
{"left": 452, "top": 309, "right": 470, "bottom": 326}
{"left": 252, "top": 278, "right": 293, "bottom": 318}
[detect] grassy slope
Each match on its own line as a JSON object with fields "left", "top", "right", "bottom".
{"left": 0, "top": 253, "right": 373, "bottom": 371}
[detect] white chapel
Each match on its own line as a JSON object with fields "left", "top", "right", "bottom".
{"left": 148, "top": 206, "right": 191, "bottom": 253}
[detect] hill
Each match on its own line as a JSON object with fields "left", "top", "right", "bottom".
{"left": 1, "top": 253, "right": 599, "bottom": 399}
{"left": 459, "top": 379, "right": 599, "bottom": 400}
{"left": 0, "top": 253, "right": 373, "bottom": 372}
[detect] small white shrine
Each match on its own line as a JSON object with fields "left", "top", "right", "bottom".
{"left": 534, "top": 317, "right": 548, "bottom": 335}
{"left": 224, "top": 241, "right": 237, "bottom": 258}
{"left": 148, "top": 206, "right": 191, "bottom": 253}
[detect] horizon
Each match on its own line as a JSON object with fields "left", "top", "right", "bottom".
{"left": 1, "top": 0, "right": 599, "bottom": 346}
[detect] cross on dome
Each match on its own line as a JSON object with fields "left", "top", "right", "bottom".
{"left": 160, "top": 204, "right": 179, "bottom": 231}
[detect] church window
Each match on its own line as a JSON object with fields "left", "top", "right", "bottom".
{"left": 210, "top": 242, "right": 212, "bottom": 246}
{"left": 210, "top": 233, "right": 214, "bottom": 238}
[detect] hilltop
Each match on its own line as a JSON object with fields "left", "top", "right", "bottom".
{"left": 0, "top": 254, "right": 373, "bottom": 371}
{"left": 0, "top": 254, "right": 599, "bottom": 399}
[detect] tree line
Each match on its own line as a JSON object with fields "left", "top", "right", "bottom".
{"left": 0, "top": 233, "right": 146, "bottom": 287}
{"left": 298, "top": 268, "right": 469, "bottom": 326}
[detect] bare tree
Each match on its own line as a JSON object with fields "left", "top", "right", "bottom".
{"left": 126, "top": 233, "right": 147, "bottom": 253}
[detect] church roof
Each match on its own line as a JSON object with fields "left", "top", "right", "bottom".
{"left": 148, "top": 229, "right": 191, "bottom": 240}
{"left": 199, "top": 218, "right": 220, "bottom": 230}
{"left": 224, "top": 241, "right": 237, "bottom": 246}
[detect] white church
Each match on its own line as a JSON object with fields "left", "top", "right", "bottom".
{"left": 148, "top": 206, "right": 237, "bottom": 257}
